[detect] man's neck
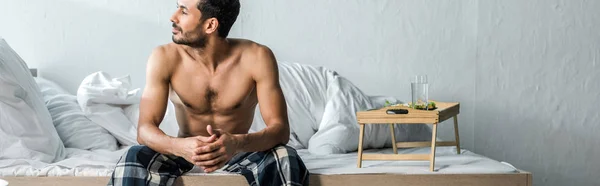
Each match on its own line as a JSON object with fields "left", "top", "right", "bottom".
{"left": 183, "top": 37, "right": 230, "bottom": 71}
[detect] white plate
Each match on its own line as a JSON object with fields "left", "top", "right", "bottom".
{"left": 0, "top": 178, "right": 8, "bottom": 186}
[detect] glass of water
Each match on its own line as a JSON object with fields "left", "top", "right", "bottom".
{"left": 411, "top": 75, "right": 429, "bottom": 110}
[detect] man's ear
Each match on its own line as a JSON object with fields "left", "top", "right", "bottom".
{"left": 204, "top": 18, "right": 219, "bottom": 35}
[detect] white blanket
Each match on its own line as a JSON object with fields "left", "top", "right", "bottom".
{"left": 76, "top": 71, "right": 180, "bottom": 144}
{"left": 76, "top": 72, "right": 141, "bottom": 146}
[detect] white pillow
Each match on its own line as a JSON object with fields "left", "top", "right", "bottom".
{"left": 35, "top": 77, "right": 119, "bottom": 151}
{"left": 0, "top": 38, "right": 66, "bottom": 163}
{"left": 249, "top": 62, "right": 330, "bottom": 149}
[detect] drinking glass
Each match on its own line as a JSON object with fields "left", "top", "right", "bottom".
{"left": 411, "top": 75, "right": 429, "bottom": 110}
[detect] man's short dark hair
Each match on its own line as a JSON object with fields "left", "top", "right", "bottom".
{"left": 198, "top": 0, "right": 240, "bottom": 38}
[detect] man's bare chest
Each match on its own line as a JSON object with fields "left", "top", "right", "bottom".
{"left": 168, "top": 72, "right": 257, "bottom": 115}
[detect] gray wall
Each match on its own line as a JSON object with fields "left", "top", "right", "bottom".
{"left": 1, "top": 0, "right": 599, "bottom": 185}
{"left": 0, "top": 0, "right": 174, "bottom": 94}
{"left": 476, "top": 0, "right": 600, "bottom": 185}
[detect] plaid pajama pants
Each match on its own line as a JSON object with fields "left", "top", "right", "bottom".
{"left": 107, "top": 144, "right": 309, "bottom": 186}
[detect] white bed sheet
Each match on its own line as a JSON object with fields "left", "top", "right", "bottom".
{"left": 0, "top": 147, "right": 517, "bottom": 177}
{"left": 0, "top": 147, "right": 127, "bottom": 177}
{"left": 297, "top": 146, "right": 518, "bottom": 175}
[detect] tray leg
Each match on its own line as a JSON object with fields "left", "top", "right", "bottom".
{"left": 430, "top": 123, "right": 438, "bottom": 172}
{"left": 453, "top": 116, "right": 461, "bottom": 154}
{"left": 357, "top": 124, "right": 365, "bottom": 168}
{"left": 389, "top": 124, "right": 397, "bottom": 154}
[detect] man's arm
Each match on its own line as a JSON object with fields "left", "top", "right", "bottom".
{"left": 234, "top": 45, "right": 290, "bottom": 152}
{"left": 137, "top": 47, "right": 216, "bottom": 160}
{"left": 136, "top": 47, "right": 178, "bottom": 155}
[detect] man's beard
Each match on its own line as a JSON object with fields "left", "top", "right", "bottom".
{"left": 172, "top": 23, "right": 207, "bottom": 48}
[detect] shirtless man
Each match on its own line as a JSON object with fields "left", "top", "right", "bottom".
{"left": 107, "top": 0, "right": 308, "bottom": 185}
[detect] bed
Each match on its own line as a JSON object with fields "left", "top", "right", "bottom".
{"left": 1, "top": 147, "right": 531, "bottom": 186}
{"left": 0, "top": 38, "right": 531, "bottom": 186}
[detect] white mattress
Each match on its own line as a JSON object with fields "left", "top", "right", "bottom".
{"left": 0, "top": 146, "right": 517, "bottom": 177}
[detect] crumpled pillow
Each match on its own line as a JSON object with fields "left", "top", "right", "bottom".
{"left": 0, "top": 38, "right": 66, "bottom": 164}
{"left": 36, "top": 77, "right": 119, "bottom": 151}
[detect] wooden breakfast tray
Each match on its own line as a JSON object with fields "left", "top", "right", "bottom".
{"left": 357, "top": 102, "right": 460, "bottom": 124}
{"left": 355, "top": 101, "right": 461, "bottom": 171}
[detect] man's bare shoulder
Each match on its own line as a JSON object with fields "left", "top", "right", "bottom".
{"left": 230, "top": 38, "right": 270, "bottom": 51}
{"left": 146, "top": 43, "right": 183, "bottom": 80}
{"left": 148, "top": 44, "right": 182, "bottom": 69}
{"left": 230, "top": 39, "right": 278, "bottom": 81}
{"left": 151, "top": 43, "right": 182, "bottom": 62}
{"left": 230, "top": 39, "right": 275, "bottom": 66}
